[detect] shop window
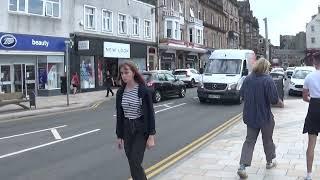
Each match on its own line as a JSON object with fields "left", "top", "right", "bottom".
{"left": 38, "top": 56, "right": 64, "bottom": 90}
{"left": 0, "top": 65, "right": 11, "bottom": 93}
{"left": 80, "top": 56, "right": 95, "bottom": 89}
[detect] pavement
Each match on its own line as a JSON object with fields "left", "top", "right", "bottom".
{"left": 154, "top": 99, "right": 316, "bottom": 180}
{"left": 0, "top": 89, "right": 116, "bottom": 121}
{"left": 0, "top": 88, "right": 244, "bottom": 180}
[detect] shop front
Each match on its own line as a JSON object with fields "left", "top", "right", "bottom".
{"left": 72, "top": 35, "right": 154, "bottom": 91}
{"left": 0, "top": 32, "right": 66, "bottom": 96}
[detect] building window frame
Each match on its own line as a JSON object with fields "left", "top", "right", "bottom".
{"left": 170, "top": 0, "right": 174, "bottom": 10}
{"left": 311, "top": 37, "right": 316, "bottom": 44}
{"left": 144, "top": 19, "right": 152, "bottom": 39}
{"left": 102, "top": 9, "right": 113, "bottom": 33}
{"left": 311, "top": 25, "right": 315, "bottom": 32}
{"left": 118, "top": 13, "right": 128, "bottom": 35}
{"left": 84, "top": 5, "right": 97, "bottom": 31}
{"left": 132, "top": 17, "right": 140, "bottom": 36}
{"left": 8, "top": 0, "right": 61, "bottom": 18}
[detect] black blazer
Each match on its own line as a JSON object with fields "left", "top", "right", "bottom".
{"left": 116, "top": 84, "right": 156, "bottom": 139}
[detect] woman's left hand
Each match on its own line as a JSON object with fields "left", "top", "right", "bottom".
{"left": 147, "top": 135, "right": 155, "bottom": 149}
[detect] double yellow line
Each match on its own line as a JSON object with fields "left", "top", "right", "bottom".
{"left": 91, "top": 101, "right": 104, "bottom": 109}
{"left": 128, "top": 113, "right": 243, "bottom": 180}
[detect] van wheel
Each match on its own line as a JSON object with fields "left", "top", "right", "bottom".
{"left": 199, "top": 97, "right": 206, "bottom": 103}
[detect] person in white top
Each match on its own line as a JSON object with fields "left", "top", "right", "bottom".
{"left": 302, "top": 52, "right": 320, "bottom": 180}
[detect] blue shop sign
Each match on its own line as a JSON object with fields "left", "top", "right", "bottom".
{"left": 0, "top": 32, "right": 66, "bottom": 52}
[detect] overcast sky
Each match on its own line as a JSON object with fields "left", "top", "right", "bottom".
{"left": 248, "top": 0, "right": 319, "bottom": 46}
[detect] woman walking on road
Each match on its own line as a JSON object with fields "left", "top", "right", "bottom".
{"left": 116, "top": 61, "right": 156, "bottom": 180}
{"left": 237, "top": 58, "right": 284, "bottom": 179}
{"left": 302, "top": 52, "right": 320, "bottom": 180}
{"left": 105, "top": 71, "right": 115, "bottom": 97}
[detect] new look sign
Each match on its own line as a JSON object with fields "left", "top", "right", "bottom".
{"left": 104, "top": 42, "right": 130, "bottom": 58}
{"left": 0, "top": 32, "right": 66, "bottom": 52}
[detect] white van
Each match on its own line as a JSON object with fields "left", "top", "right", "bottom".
{"left": 197, "top": 49, "right": 256, "bottom": 104}
{"left": 289, "top": 66, "right": 316, "bottom": 96}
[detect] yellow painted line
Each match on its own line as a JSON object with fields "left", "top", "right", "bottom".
{"left": 128, "top": 113, "right": 243, "bottom": 180}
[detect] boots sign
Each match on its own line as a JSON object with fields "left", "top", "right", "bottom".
{"left": 0, "top": 32, "right": 66, "bottom": 52}
{"left": 104, "top": 42, "right": 130, "bottom": 58}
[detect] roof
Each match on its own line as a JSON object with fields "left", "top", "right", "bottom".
{"left": 210, "top": 49, "right": 255, "bottom": 59}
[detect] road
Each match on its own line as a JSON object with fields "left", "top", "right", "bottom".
{"left": 0, "top": 86, "right": 297, "bottom": 180}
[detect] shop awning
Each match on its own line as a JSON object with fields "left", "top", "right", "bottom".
{"left": 159, "top": 43, "right": 207, "bottom": 54}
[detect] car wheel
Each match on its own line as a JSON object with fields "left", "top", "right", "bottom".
{"left": 235, "top": 96, "right": 243, "bottom": 105}
{"left": 288, "top": 89, "right": 293, "bottom": 96}
{"left": 199, "top": 97, "right": 206, "bottom": 103}
{"left": 179, "top": 88, "right": 186, "bottom": 98}
{"left": 153, "top": 90, "right": 162, "bottom": 103}
{"left": 191, "top": 79, "right": 196, "bottom": 88}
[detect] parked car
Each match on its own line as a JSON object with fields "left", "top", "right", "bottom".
{"left": 285, "top": 67, "right": 295, "bottom": 78}
{"left": 271, "top": 67, "right": 285, "bottom": 75}
{"left": 173, "top": 69, "right": 201, "bottom": 87}
{"left": 289, "top": 66, "right": 315, "bottom": 96}
{"left": 142, "top": 71, "right": 186, "bottom": 103}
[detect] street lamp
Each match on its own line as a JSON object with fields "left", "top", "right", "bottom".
{"left": 64, "top": 40, "right": 71, "bottom": 106}
{"left": 151, "top": 2, "right": 165, "bottom": 70}
{"left": 263, "top": 18, "right": 269, "bottom": 60}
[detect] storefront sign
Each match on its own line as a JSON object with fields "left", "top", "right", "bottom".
{"left": 78, "top": 40, "right": 90, "bottom": 50}
{"left": 104, "top": 42, "right": 130, "bottom": 58}
{"left": 161, "top": 53, "right": 175, "bottom": 61}
{"left": 0, "top": 32, "right": 66, "bottom": 52}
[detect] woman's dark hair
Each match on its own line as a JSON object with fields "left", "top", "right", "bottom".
{"left": 118, "top": 61, "right": 145, "bottom": 86}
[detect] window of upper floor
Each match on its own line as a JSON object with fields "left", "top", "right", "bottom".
{"left": 8, "top": 0, "right": 61, "bottom": 18}
{"left": 144, "top": 20, "right": 152, "bottom": 39}
{"left": 84, "top": 5, "right": 97, "bottom": 31}
{"left": 118, "top": 13, "right": 127, "bottom": 35}
{"left": 311, "top": 25, "right": 315, "bottom": 32}
{"left": 102, "top": 10, "right": 113, "bottom": 33}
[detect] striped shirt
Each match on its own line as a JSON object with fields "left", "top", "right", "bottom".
{"left": 121, "top": 85, "right": 142, "bottom": 119}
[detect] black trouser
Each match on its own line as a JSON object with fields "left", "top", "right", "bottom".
{"left": 124, "top": 117, "right": 148, "bottom": 180}
{"left": 106, "top": 85, "right": 114, "bottom": 97}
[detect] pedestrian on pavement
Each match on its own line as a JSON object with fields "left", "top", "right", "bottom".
{"left": 116, "top": 61, "right": 156, "bottom": 180}
{"left": 237, "top": 58, "right": 284, "bottom": 179}
{"left": 302, "top": 52, "right": 320, "bottom": 180}
{"left": 71, "top": 72, "right": 80, "bottom": 95}
{"left": 105, "top": 71, "right": 115, "bottom": 97}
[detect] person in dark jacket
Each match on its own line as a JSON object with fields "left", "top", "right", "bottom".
{"left": 237, "top": 58, "right": 284, "bottom": 179}
{"left": 116, "top": 61, "right": 156, "bottom": 180}
{"left": 105, "top": 71, "right": 115, "bottom": 97}
{"left": 302, "top": 52, "right": 320, "bottom": 180}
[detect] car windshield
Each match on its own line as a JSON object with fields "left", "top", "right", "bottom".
{"left": 292, "top": 70, "right": 312, "bottom": 79}
{"left": 143, "top": 74, "right": 153, "bottom": 81}
{"left": 272, "top": 69, "right": 284, "bottom": 73}
{"left": 205, "top": 59, "right": 242, "bottom": 74}
{"left": 174, "top": 71, "right": 187, "bottom": 75}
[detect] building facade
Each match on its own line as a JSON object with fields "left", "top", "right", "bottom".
{"left": 305, "top": 7, "right": 320, "bottom": 65}
{"left": 158, "top": 0, "right": 207, "bottom": 71}
{"left": 280, "top": 32, "right": 306, "bottom": 50}
{"left": 238, "top": 0, "right": 259, "bottom": 51}
{"left": 69, "top": 0, "right": 156, "bottom": 91}
{"left": 0, "top": 0, "right": 72, "bottom": 96}
{"left": 223, "top": 0, "right": 240, "bottom": 49}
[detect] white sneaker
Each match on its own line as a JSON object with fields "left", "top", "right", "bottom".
{"left": 266, "top": 161, "right": 277, "bottom": 169}
{"left": 237, "top": 165, "right": 248, "bottom": 179}
{"left": 305, "top": 176, "right": 312, "bottom": 180}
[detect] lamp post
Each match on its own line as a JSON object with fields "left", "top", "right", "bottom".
{"left": 263, "top": 17, "right": 269, "bottom": 60}
{"left": 64, "top": 40, "right": 70, "bottom": 106}
{"left": 152, "top": 2, "right": 165, "bottom": 70}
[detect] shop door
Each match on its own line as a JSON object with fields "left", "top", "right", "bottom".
{"left": 14, "top": 64, "right": 36, "bottom": 96}
{"left": 0, "top": 65, "right": 12, "bottom": 93}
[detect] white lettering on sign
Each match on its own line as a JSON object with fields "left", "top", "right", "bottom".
{"left": 32, "top": 39, "right": 49, "bottom": 47}
{"left": 78, "top": 40, "right": 90, "bottom": 50}
{"left": 104, "top": 42, "right": 130, "bottom": 58}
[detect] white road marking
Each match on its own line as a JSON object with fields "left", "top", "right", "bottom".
{"left": 155, "top": 103, "right": 187, "bottom": 114}
{"left": 163, "top": 104, "right": 171, "bottom": 108}
{"left": 0, "top": 125, "right": 67, "bottom": 141}
{"left": 0, "top": 129, "right": 101, "bottom": 159}
{"left": 193, "top": 97, "right": 199, "bottom": 99}
{"left": 154, "top": 102, "right": 174, "bottom": 108}
{"left": 50, "top": 128, "right": 62, "bottom": 140}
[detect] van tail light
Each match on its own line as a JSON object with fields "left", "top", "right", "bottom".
{"left": 147, "top": 81, "right": 154, "bottom": 87}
